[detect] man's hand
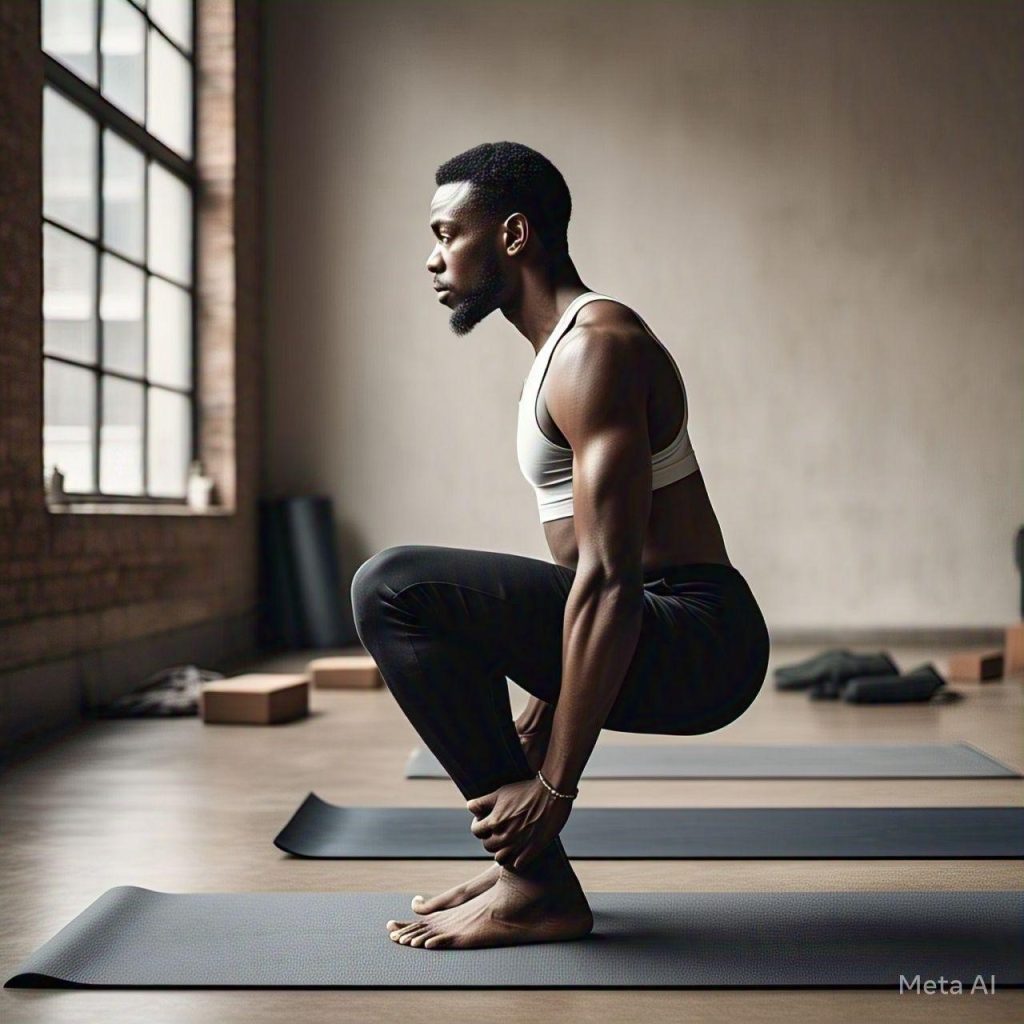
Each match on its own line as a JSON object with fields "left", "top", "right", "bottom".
{"left": 467, "top": 778, "right": 572, "bottom": 870}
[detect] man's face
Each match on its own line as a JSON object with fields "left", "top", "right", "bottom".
{"left": 426, "top": 182, "right": 505, "bottom": 336}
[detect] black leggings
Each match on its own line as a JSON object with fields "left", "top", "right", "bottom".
{"left": 350, "top": 544, "right": 770, "bottom": 809}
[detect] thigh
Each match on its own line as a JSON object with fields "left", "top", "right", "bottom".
{"left": 352, "top": 544, "right": 575, "bottom": 704}
{"left": 607, "top": 571, "right": 771, "bottom": 735}
{"left": 355, "top": 545, "right": 767, "bottom": 733}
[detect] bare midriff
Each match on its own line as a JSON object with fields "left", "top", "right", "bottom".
{"left": 542, "top": 468, "right": 732, "bottom": 572}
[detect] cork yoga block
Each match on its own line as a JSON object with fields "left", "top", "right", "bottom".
{"left": 201, "top": 674, "right": 309, "bottom": 725}
{"left": 307, "top": 655, "right": 382, "bottom": 689}
{"left": 1005, "top": 623, "right": 1024, "bottom": 675}
{"left": 946, "top": 649, "right": 1004, "bottom": 683}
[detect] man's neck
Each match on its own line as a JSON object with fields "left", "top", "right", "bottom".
{"left": 503, "top": 263, "right": 591, "bottom": 354}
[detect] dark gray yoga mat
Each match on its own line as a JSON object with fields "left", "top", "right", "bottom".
{"left": 7, "top": 886, "right": 1021, "bottom": 988}
{"left": 273, "top": 795, "right": 1024, "bottom": 859}
{"left": 405, "top": 742, "right": 1021, "bottom": 779}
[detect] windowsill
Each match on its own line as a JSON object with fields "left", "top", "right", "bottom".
{"left": 46, "top": 501, "right": 235, "bottom": 517}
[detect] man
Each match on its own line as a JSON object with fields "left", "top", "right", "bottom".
{"left": 351, "top": 141, "right": 770, "bottom": 950}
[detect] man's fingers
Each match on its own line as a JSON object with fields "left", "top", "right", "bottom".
{"left": 512, "top": 841, "right": 539, "bottom": 871}
{"left": 470, "top": 818, "right": 493, "bottom": 839}
{"left": 493, "top": 843, "right": 516, "bottom": 866}
{"left": 487, "top": 831, "right": 526, "bottom": 860}
{"left": 482, "top": 832, "right": 508, "bottom": 854}
{"left": 466, "top": 795, "right": 494, "bottom": 817}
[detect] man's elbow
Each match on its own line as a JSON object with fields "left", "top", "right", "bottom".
{"left": 574, "top": 564, "right": 645, "bottom": 606}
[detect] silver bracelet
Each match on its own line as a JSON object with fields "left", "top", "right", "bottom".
{"left": 536, "top": 769, "right": 578, "bottom": 801}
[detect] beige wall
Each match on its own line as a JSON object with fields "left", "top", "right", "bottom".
{"left": 263, "top": 0, "right": 1023, "bottom": 630}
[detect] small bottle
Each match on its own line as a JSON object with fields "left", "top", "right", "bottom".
{"left": 186, "top": 460, "right": 215, "bottom": 510}
{"left": 45, "top": 464, "right": 67, "bottom": 503}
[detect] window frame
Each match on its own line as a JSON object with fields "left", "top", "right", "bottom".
{"left": 42, "top": 0, "right": 199, "bottom": 505}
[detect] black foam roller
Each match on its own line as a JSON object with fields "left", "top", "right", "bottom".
{"left": 258, "top": 496, "right": 353, "bottom": 649}
{"left": 257, "top": 500, "right": 304, "bottom": 650}
{"left": 284, "top": 496, "right": 350, "bottom": 647}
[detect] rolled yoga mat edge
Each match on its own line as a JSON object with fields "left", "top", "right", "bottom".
{"left": 273, "top": 795, "right": 1024, "bottom": 859}
{"left": 7, "top": 887, "right": 1022, "bottom": 989}
{"left": 404, "top": 742, "right": 1022, "bottom": 779}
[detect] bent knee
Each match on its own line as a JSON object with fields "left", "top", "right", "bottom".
{"left": 351, "top": 545, "right": 426, "bottom": 622}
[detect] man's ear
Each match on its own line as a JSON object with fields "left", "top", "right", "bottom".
{"left": 503, "top": 212, "right": 529, "bottom": 256}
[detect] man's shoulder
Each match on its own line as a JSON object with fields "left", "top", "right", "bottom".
{"left": 555, "top": 300, "right": 651, "bottom": 371}
{"left": 546, "top": 304, "right": 651, "bottom": 422}
{"left": 573, "top": 297, "right": 648, "bottom": 337}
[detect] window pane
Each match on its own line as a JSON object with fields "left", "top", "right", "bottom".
{"left": 100, "top": 376, "right": 144, "bottom": 494}
{"left": 148, "top": 0, "right": 192, "bottom": 53}
{"left": 147, "top": 163, "right": 192, "bottom": 284}
{"left": 102, "top": 130, "right": 145, "bottom": 261}
{"left": 147, "top": 387, "right": 190, "bottom": 497}
{"left": 101, "top": 254, "right": 145, "bottom": 376}
{"left": 147, "top": 29, "right": 192, "bottom": 158}
{"left": 148, "top": 277, "right": 191, "bottom": 388}
{"left": 43, "top": 87, "right": 98, "bottom": 237}
{"left": 42, "top": 0, "right": 98, "bottom": 85}
{"left": 101, "top": 0, "right": 146, "bottom": 123}
{"left": 43, "top": 224, "right": 97, "bottom": 363}
{"left": 44, "top": 359, "right": 96, "bottom": 493}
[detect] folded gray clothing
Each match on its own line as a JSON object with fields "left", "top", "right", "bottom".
{"left": 808, "top": 663, "right": 951, "bottom": 703}
{"left": 842, "top": 664, "right": 959, "bottom": 704}
{"left": 774, "top": 649, "right": 898, "bottom": 691}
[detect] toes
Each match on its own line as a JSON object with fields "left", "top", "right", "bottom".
{"left": 423, "top": 933, "right": 452, "bottom": 950}
{"left": 398, "top": 923, "right": 428, "bottom": 945}
{"left": 408, "top": 928, "right": 433, "bottom": 947}
{"left": 411, "top": 894, "right": 439, "bottom": 913}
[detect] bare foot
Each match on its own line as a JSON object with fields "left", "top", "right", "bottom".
{"left": 388, "top": 847, "right": 593, "bottom": 950}
{"left": 409, "top": 710, "right": 553, "bottom": 917}
{"left": 410, "top": 862, "right": 501, "bottom": 914}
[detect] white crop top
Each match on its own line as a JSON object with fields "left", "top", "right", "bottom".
{"left": 516, "top": 291, "right": 699, "bottom": 523}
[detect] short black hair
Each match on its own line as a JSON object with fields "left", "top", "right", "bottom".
{"left": 435, "top": 142, "right": 572, "bottom": 262}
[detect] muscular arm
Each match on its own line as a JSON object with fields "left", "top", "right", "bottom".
{"left": 538, "top": 327, "right": 652, "bottom": 793}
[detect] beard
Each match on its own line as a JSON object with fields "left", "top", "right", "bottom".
{"left": 448, "top": 255, "right": 505, "bottom": 336}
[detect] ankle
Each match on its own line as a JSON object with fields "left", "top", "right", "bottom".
{"left": 501, "top": 841, "right": 572, "bottom": 885}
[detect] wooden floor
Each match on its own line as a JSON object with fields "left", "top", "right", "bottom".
{"left": 1, "top": 642, "right": 1022, "bottom": 1023}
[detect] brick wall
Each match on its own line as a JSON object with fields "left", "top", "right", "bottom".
{"left": 0, "top": 0, "right": 262, "bottom": 751}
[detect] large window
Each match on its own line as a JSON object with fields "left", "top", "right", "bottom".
{"left": 42, "top": 0, "right": 196, "bottom": 501}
